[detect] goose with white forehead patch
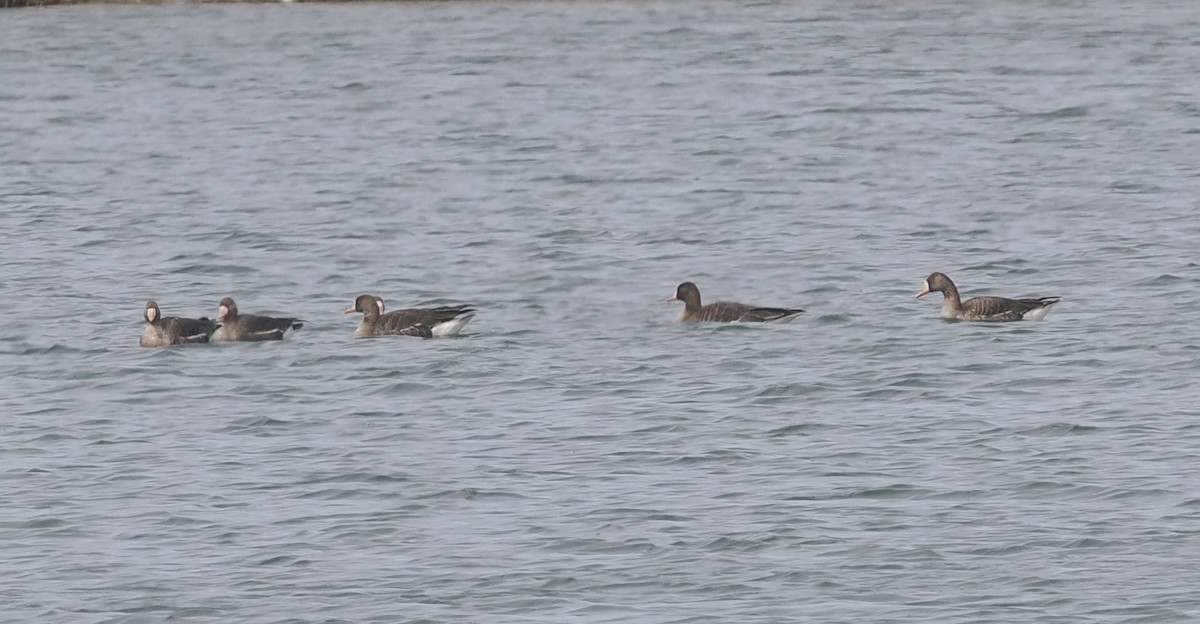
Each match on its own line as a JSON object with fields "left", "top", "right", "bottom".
{"left": 916, "top": 272, "right": 1060, "bottom": 321}
{"left": 211, "top": 297, "right": 303, "bottom": 342}
{"left": 345, "top": 294, "right": 475, "bottom": 338}
{"left": 139, "top": 300, "right": 219, "bottom": 347}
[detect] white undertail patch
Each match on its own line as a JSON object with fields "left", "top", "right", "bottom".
{"left": 1021, "top": 302, "right": 1058, "bottom": 321}
{"left": 430, "top": 311, "right": 476, "bottom": 337}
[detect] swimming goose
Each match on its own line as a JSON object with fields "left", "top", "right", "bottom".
{"left": 668, "top": 282, "right": 804, "bottom": 323}
{"left": 916, "top": 272, "right": 1060, "bottom": 321}
{"left": 139, "top": 300, "right": 219, "bottom": 347}
{"left": 211, "top": 297, "right": 303, "bottom": 341}
{"left": 345, "top": 294, "right": 476, "bottom": 338}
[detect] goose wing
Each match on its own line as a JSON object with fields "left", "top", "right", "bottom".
{"left": 697, "top": 301, "right": 755, "bottom": 323}
{"left": 962, "top": 296, "right": 1059, "bottom": 322}
{"left": 378, "top": 306, "right": 475, "bottom": 337}
{"left": 170, "top": 316, "right": 220, "bottom": 343}
{"left": 736, "top": 306, "right": 805, "bottom": 323}
{"left": 239, "top": 314, "right": 303, "bottom": 340}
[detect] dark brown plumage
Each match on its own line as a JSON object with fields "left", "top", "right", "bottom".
{"left": 139, "top": 300, "right": 219, "bottom": 347}
{"left": 345, "top": 294, "right": 475, "bottom": 338}
{"left": 916, "top": 272, "right": 1060, "bottom": 322}
{"left": 211, "top": 297, "right": 303, "bottom": 342}
{"left": 668, "top": 282, "right": 804, "bottom": 324}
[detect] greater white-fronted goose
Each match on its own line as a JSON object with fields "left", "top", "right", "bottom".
{"left": 916, "top": 272, "right": 1060, "bottom": 321}
{"left": 345, "top": 294, "right": 475, "bottom": 338}
{"left": 211, "top": 297, "right": 303, "bottom": 342}
{"left": 668, "top": 281, "right": 804, "bottom": 323}
{"left": 139, "top": 300, "right": 219, "bottom": 347}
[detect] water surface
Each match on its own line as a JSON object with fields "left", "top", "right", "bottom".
{"left": 3, "top": 2, "right": 1200, "bottom": 622}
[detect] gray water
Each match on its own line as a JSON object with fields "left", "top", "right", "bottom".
{"left": 3, "top": 1, "right": 1200, "bottom": 622}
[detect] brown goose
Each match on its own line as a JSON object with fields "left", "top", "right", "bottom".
{"left": 916, "top": 272, "right": 1060, "bottom": 321}
{"left": 345, "top": 294, "right": 475, "bottom": 338}
{"left": 139, "top": 300, "right": 219, "bottom": 347}
{"left": 211, "top": 297, "right": 303, "bottom": 342}
{"left": 668, "top": 281, "right": 804, "bottom": 323}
